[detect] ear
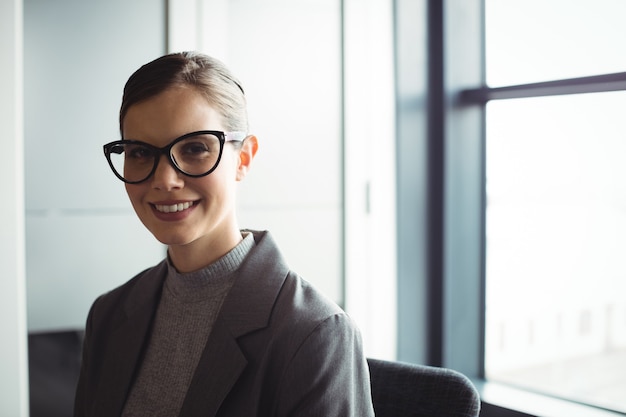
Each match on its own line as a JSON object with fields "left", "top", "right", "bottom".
{"left": 236, "top": 135, "right": 258, "bottom": 181}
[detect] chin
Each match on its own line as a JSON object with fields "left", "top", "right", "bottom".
{"left": 150, "top": 231, "right": 196, "bottom": 246}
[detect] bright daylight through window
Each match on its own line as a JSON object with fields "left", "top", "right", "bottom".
{"left": 484, "top": 0, "right": 626, "bottom": 413}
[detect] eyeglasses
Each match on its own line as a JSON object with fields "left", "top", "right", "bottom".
{"left": 103, "top": 130, "right": 246, "bottom": 184}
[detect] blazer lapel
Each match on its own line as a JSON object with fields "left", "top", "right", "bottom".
{"left": 178, "top": 322, "right": 248, "bottom": 417}
{"left": 93, "top": 263, "right": 167, "bottom": 417}
{"left": 178, "top": 231, "right": 290, "bottom": 417}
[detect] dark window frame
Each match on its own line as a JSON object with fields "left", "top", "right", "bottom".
{"left": 395, "top": 0, "right": 626, "bottom": 416}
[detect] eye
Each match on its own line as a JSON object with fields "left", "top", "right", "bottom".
{"left": 180, "top": 141, "right": 212, "bottom": 156}
{"left": 109, "top": 144, "right": 125, "bottom": 155}
{"left": 175, "top": 134, "right": 221, "bottom": 159}
{"left": 126, "top": 145, "right": 155, "bottom": 160}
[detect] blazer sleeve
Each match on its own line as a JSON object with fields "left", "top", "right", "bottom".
{"left": 274, "top": 313, "right": 375, "bottom": 417}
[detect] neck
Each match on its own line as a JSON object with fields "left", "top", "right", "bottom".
{"left": 167, "top": 227, "right": 243, "bottom": 273}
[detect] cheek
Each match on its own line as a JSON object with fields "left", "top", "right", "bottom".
{"left": 205, "top": 156, "right": 240, "bottom": 186}
{"left": 193, "top": 173, "right": 236, "bottom": 202}
{"left": 193, "top": 176, "right": 223, "bottom": 197}
{"left": 125, "top": 184, "right": 144, "bottom": 206}
{"left": 220, "top": 148, "right": 241, "bottom": 170}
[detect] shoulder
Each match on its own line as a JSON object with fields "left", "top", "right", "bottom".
{"left": 270, "top": 271, "right": 359, "bottom": 345}
{"left": 278, "top": 271, "right": 344, "bottom": 319}
{"left": 241, "top": 230, "right": 357, "bottom": 337}
{"left": 87, "top": 260, "right": 166, "bottom": 325}
{"left": 267, "top": 274, "right": 374, "bottom": 416}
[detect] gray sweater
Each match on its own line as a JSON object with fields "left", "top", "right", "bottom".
{"left": 122, "top": 233, "right": 255, "bottom": 417}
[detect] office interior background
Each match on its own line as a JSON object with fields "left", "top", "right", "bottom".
{"left": 2, "top": 0, "right": 625, "bottom": 416}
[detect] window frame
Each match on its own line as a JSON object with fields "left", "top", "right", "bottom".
{"left": 395, "top": 0, "right": 626, "bottom": 416}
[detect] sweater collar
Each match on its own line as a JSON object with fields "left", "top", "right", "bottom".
{"left": 164, "top": 232, "right": 255, "bottom": 301}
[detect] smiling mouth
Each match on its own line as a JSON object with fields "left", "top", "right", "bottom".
{"left": 154, "top": 201, "right": 195, "bottom": 213}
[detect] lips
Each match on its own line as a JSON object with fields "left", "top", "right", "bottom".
{"left": 153, "top": 201, "right": 194, "bottom": 213}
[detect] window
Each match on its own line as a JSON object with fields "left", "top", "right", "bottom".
{"left": 485, "top": 91, "right": 626, "bottom": 413}
{"left": 396, "top": 1, "right": 626, "bottom": 415}
{"left": 483, "top": 1, "right": 626, "bottom": 413}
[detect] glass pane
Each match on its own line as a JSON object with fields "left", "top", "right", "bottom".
{"left": 486, "top": 0, "right": 626, "bottom": 86}
{"left": 485, "top": 91, "right": 626, "bottom": 413}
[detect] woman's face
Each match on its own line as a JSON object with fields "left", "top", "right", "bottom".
{"left": 122, "top": 86, "right": 252, "bottom": 253}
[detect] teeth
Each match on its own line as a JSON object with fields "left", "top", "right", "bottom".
{"left": 155, "top": 201, "right": 193, "bottom": 213}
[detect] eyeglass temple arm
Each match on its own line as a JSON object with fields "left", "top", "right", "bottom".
{"left": 225, "top": 132, "right": 247, "bottom": 142}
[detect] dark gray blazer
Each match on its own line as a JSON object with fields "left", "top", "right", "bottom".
{"left": 74, "top": 230, "right": 375, "bottom": 417}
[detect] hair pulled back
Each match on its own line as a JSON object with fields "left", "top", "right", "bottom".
{"left": 119, "top": 52, "right": 248, "bottom": 134}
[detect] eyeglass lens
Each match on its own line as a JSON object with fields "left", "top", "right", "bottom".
{"left": 108, "top": 132, "right": 223, "bottom": 182}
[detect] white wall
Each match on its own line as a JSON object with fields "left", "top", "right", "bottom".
{"left": 22, "top": 0, "right": 397, "bottom": 361}
{"left": 24, "top": 0, "right": 166, "bottom": 331}
{"left": 0, "top": 0, "right": 29, "bottom": 414}
{"left": 343, "top": 0, "right": 397, "bottom": 360}
{"left": 170, "top": 0, "right": 344, "bottom": 304}
{"left": 2, "top": 0, "right": 395, "bottom": 411}
{"left": 169, "top": 0, "right": 397, "bottom": 359}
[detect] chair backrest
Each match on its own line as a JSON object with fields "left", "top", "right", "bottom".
{"left": 367, "top": 358, "right": 481, "bottom": 417}
{"left": 29, "top": 330, "right": 84, "bottom": 417}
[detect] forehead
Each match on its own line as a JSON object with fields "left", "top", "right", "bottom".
{"left": 122, "top": 86, "right": 224, "bottom": 145}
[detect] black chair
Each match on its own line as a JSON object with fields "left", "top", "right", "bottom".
{"left": 367, "top": 358, "right": 481, "bottom": 417}
{"left": 28, "top": 330, "right": 84, "bottom": 417}
{"left": 29, "top": 331, "right": 481, "bottom": 417}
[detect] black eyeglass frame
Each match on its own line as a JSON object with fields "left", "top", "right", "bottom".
{"left": 103, "top": 130, "right": 246, "bottom": 184}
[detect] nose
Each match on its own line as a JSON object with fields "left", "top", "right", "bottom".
{"left": 150, "top": 154, "right": 184, "bottom": 191}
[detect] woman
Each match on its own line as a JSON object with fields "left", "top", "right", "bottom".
{"left": 74, "top": 52, "right": 375, "bottom": 417}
